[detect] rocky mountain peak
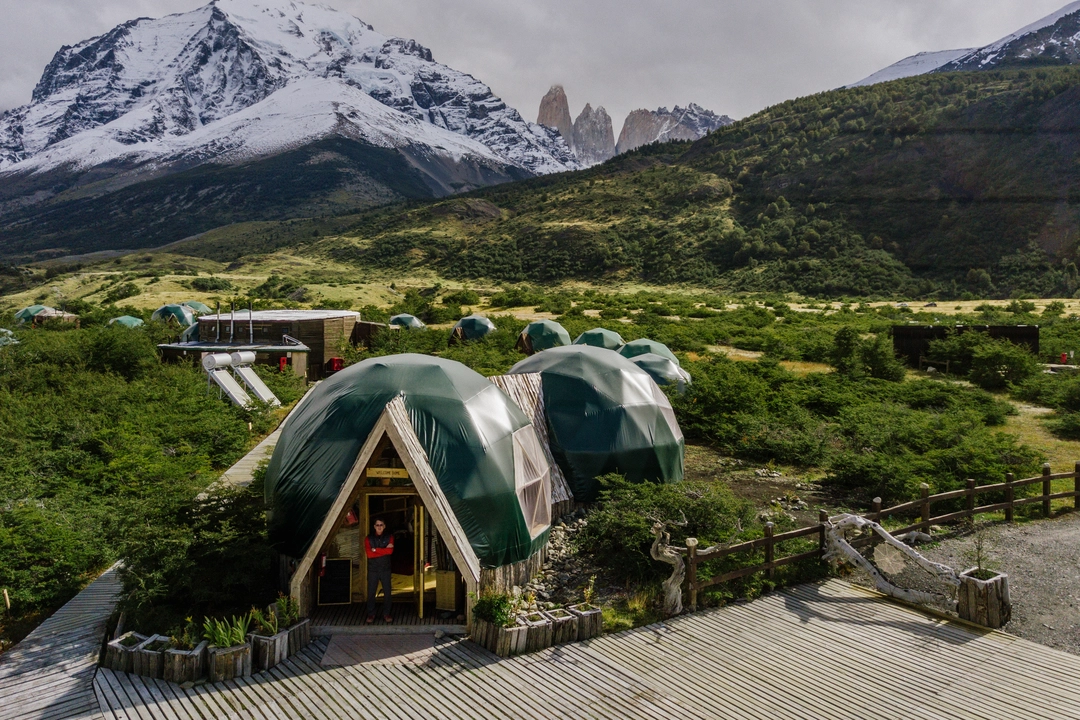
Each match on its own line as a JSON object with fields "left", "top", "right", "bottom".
{"left": 615, "top": 104, "right": 733, "bottom": 155}
{"left": 538, "top": 85, "right": 573, "bottom": 147}
{"left": 572, "top": 104, "right": 615, "bottom": 167}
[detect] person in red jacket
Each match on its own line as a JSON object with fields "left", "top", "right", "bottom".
{"left": 365, "top": 519, "right": 394, "bottom": 623}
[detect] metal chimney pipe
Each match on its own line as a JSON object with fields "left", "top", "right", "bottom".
{"left": 215, "top": 302, "right": 221, "bottom": 342}
{"left": 229, "top": 303, "right": 235, "bottom": 343}
{"left": 249, "top": 302, "right": 254, "bottom": 344}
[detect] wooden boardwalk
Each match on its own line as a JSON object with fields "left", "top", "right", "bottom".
{"left": 0, "top": 567, "right": 120, "bottom": 720}
{"left": 84, "top": 580, "right": 1080, "bottom": 720}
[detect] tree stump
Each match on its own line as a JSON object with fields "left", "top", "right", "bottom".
{"left": 163, "top": 641, "right": 208, "bottom": 685}
{"left": 207, "top": 644, "right": 252, "bottom": 682}
{"left": 568, "top": 603, "right": 603, "bottom": 640}
{"left": 522, "top": 613, "right": 553, "bottom": 653}
{"left": 958, "top": 568, "right": 1011, "bottom": 629}
{"left": 544, "top": 609, "right": 579, "bottom": 645}
{"left": 285, "top": 619, "right": 311, "bottom": 656}
{"left": 131, "top": 635, "right": 172, "bottom": 679}
{"left": 249, "top": 630, "right": 289, "bottom": 672}
{"left": 103, "top": 632, "right": 147, "bottom": 673}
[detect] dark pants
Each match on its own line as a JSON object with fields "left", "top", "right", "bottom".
{"left": 366, "top": 567, "right": 393, "bottom": 617}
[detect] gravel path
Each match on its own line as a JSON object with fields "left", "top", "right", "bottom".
{"left": 913, "top": 512, "right": 1080, "bottom": 655}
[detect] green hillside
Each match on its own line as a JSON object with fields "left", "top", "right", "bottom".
{"left": 192, "top": 66, "right": 1080, "bottom": 299}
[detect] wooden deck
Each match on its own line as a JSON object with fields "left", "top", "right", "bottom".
{"left": 83, "top": 579, "right": 1080, "bottom": 720}
{"left": 8, "top": 575, "right": 1080, "bottom": 719}
{"left": 0, "top": 566, "right": 120, "bottom": 720}
{"left": 310, "top": 601, "right": 467, "bottom": 636}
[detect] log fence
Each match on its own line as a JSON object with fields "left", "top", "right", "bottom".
{"left": 682, "top": 462, "right": 1080, "bottom": 611}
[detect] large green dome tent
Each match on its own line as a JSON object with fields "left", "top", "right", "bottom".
{"left": 265, "top": 354, "right": 550, "bottom": 567}
{"left": 629, "top": 353, "right": 692, "bottom": 394}
{"left": 181, "top": 300, "right": 212, "bottom": 315}
{"left": 517, "top": 320, "right": 572, "bottom": 355}
{"left": 14, "top": 305, "right": 53, "bottom": 322}
{"left": 573, "top": 327, "right": 624, "bottom": 351}
{"left": 450, "top": 314, "right": 496, "bottom": 343}
{"left": 390, "top": 313, "right": 427, "bottom": 330}
{"left": 509, "top": 345, "right": 684, "bottom": 502}
{"left": 619, "top": 338, "right": 680, "bottom": 366}
{"left": 151, "top": 304, "right": 195, "bottom": 327}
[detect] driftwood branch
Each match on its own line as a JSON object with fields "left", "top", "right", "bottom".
{"left": 649, "top": 512, "right": 688, "bottom": 617}
{"left": 823, "top": 514, "right": 959, "bottom": 611}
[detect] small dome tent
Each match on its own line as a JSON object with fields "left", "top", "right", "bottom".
{"left": 516, "top": 320, "right": 572, "bottom": 355}
{"left": 109, "top": 315, "right": 144, "bottom": 328}
{"left": 509, "top": 345, "right": 684, "bottom": 502}
{"left": 629, "top": 353, "right": 692, "bottom": 394}
{"left": 573, "top": 327, "right": 624, "bottom": 351}
{"left": 181, "top": 300, "right": 212, "bottom": 315}
{"left": 151, "top": 304, "right": 195, "bottom": 327}
{"left": 265, "top": 354, "right": 553, "bottom": 615}
{"left": 390, "top": 313, "right": 426, "bottom": 330}
{"left": 450, "top": 314, "right": 496, "bottom": 343}
{"left": 619, "top": 338, "right": 680, "bottom": 366}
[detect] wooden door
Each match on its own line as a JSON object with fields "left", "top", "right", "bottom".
{"left": 414, "top": 503, "right": 425, "bottom": 619}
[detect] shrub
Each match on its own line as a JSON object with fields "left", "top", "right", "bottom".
{"left": 968, "top": 340, "right": 1039, "bottom": 390}
{"left": 473, "top": 593, "right": 514, "bottom": 627}
{"left": 190, "top": 276, "right": 234, "bottom": 292}
{"left": 442, "top": 289, "right": 480, "bottom": 305}
{"left": 103, "top": 282, "right": 141, "bottom": 303}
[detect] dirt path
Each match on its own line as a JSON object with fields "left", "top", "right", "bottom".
{"left": 918, "top": 512, "right": 1080, "bottom": 656}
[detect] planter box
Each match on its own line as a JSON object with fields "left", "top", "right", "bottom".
{"left": 164, "top": 641, "right": 208, "bottom": 685}
{"left": 568, "top": 603, "right": 603, "bottom": 640}
{"left": 103, "top": 632, "right": 147, "bottom": 673}
{"left": 471, "top": 618, "right": 528, "bottom": 657}
{"left": 207, "top": 644, "right": 252, "bottom": 683}
{"left": 132, "top": 635, "right": 172, "bottom": 679}
{"left": 522, "top": 613, "right": 553, "bottom": 653}
{"left": 959, "top": 568, "right": 1012, "bottom": 629}
{"left": 285, "top": 618, "right": 311, "bottom": 656}
{"left": 544, "top": 608, "right": 578, "bottom": 645}
{"left": 249, "top": 630, "right": 289, "bottom": 672}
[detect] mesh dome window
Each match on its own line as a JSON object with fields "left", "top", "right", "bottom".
{"left": 512, "top": 426, "right": 552, "bottom": 538}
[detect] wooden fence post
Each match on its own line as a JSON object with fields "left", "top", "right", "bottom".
{"left": 1043, "top": 463, "right": 1052, "bottom": 518}
{"left": 1005, "top": 473, "right": 1015, "bottom": 523}
{"left": 818, "top": 509, "right": 828, "bottom": 558}
{"left": 920, "top": 483, "right": 931, "bottom": 534}
{"left": 1075, "top": 461, "right": 1080, "bottom": 512}
{"left": 871, "top": 497, "right": 882, "bottom": 522}
{"left": 764, "top": 523, "right": 775, "bottom": 580}
{"left": 966, "top": 479, "right": 976, "bottom": 520}
{"left": 685, "top": 538, "right": 698, "bottom": 612}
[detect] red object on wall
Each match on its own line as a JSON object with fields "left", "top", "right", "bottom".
{"left": 318, "top": 553, "right": 327, "bottom": 578}
{"left": 327, "top": 357, "right": 344, "bottom": 372}
{"left": 1062, "top": 353, "right": 1069, "bottom": 365}
{"left": 279, "top": 357, "right": 289, "bottom": 371}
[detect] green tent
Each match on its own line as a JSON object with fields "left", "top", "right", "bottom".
{"left": 573, "top": 327, "right": 625, "bottom": 351}
{"left": 14, "top": 305, "right": 53, "bottom": 322}
{"left": 619, "top": 338, "right": 680, "bottom": 366}
{"left": 390, "top": 313, "right": 427, "bottom": 330}
{"left": 517, "top": 320, "right": 572, "bottom": 355}
{"left": 265, "top": 354, "right": 549, "bottom": 565}
{"left": 451, "top": 314, "right": 496, "bottom": 342}
{"left": 151, "top": 304, "right": 195, "bottom": 327}
{"left": 0, "top": 329, "right": 18, "bottom": 347}
{"left": 179, "top": 322, "right": 200, "bottom": 342}
{"left": 181, "top": 301, "right": 212, "bottom": 315}
{"left": 509, "top": 345, "right": 684, "bottom": 502}
{"left": 629, "top": 353, "right": 692, "bottom": 394}
{"left": 108, "top": 315, "right": 145, "bottom": 328}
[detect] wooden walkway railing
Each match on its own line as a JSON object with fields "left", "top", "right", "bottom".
{"left": 682, "top": 462, "right": 1080, "bottom": 611}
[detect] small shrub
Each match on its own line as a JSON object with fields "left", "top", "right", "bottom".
{"left": 969, "top": 340, "right": 1039, "bottom": 390}
{"left": 190, "top": 276, "right": 234, "bottom": 292}
{"left": 103, "top": 282, "right": 141, "bottom": 304}
{"left": 473, "top": 593, "right": 514, "bottom": 627}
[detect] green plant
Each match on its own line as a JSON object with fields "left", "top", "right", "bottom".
{"left": 170, "top": 617, "right": 200, "bottom": 650}
{"left": 202, "top": 613, "right": 251, "bottom": 648}
{"left": 581, "top": 576, "right": 597, "bottom": 605}
{"left": 250, "top": 607, "right": 279, "bottom": 636}
{"left": 103, "top": 282, "right": 141, "bottom": 304}
{"left": 963, "top": 522, "right": 999, "bottom": 580}
{"left": 275, "top": 594, "right": 300, "bottom": 626}
{"left": 473, "top": 593, "right": 514, "bottom": 627}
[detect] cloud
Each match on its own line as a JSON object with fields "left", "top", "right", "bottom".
{"left": 0, "top": 0, "right": 1071, "bottom": 132}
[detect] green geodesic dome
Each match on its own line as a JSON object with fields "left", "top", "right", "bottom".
{"left": 629, "top": 353, "right": 692, "bottom": 394}
{"left": 151, "top": 304, "right": 195, "bottom": 327}
{"left": 181, "top": 301, "right": 212, "bottom": 315}
{"left": 264, "top": 354, "right": 550, "bottom": 565}
{"left": 619, "top": 338, "right": 680, "bottom": 366}
{"left": 509, "top": 345, "right": 684, "bottom": 502}
{"left": 14, "top": 305, "right": 52, "bottom": 322}
{"left": 573, "top": 327, "right": 624, "bottom": 351}
{"left": 452, "top": 314, "right": 496, "bottom": 340}
{"left": 390, "top": 313, "right": 426, "bottom": 330}
{"left": 108, "top": 315, "right": 144, "bottom": 328}
{"left": 519, "top": 320, "right": 572, "bottom": 354}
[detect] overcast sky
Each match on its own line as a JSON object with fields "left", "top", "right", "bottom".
{"left": 0, "top": 0, "right": 1071, "bottom": 128}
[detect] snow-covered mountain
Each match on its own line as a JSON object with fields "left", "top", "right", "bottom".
{"left": 615, "top": 104, "right": 733, "bottom": 155}
{"left": 849, "top": 2, "right": 1080, "bottom": 87}
{"left": 0, "top": 0, "right": 577, "bottom": 184}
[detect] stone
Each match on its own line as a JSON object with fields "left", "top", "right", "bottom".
{"left": 615, "top": 104, "right": 734, "bottom": 155}
{"left": 571, "top": 104, "right": 615, "bottom": 167}
{"left": 433, "top": 629, "right": 445, "bottom": 639}
{"left": 537, "top": 85, "right": 574, "bottom": 149}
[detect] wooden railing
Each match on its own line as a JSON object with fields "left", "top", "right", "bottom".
{"left": 681, "top": 462, "right": 1080, "bottom": 611}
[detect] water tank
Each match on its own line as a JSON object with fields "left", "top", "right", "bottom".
{"left": 231, "top": 351, "right": 257, "bottom": 366}
{"left": 202, "top": 353, "right": 234, "bottom": 371}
